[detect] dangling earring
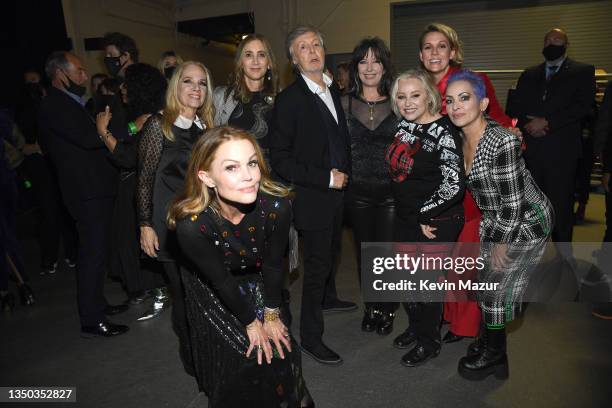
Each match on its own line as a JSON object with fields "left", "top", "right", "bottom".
{"left": 266, "top": 67, "right": 272, "bottom": 82}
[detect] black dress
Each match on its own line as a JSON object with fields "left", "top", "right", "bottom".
{"left": 137, "top": 114, "right": 204, "bottom": 261}
{"left": 175, "top": 193, "right": 305, "bottom": 407}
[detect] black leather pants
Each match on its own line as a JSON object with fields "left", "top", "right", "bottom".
{"left": 346, "top": 192, "right": 398, "bottom": 313}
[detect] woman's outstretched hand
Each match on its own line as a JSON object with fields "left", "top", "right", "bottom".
{"left": 246, "top": 319, "right": 273, "bottom": 365}
{"left": 263, "top": 319, "right": 291, "bottom": 359}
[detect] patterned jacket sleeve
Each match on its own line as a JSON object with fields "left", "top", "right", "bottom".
{"left": 418, "top": 126, "right": 465, "bottom": 223}
{"left": 136, "top": 115, "right": 164, "bottom": 227}
{"left": 490, "top": 134, "right": 524, "bottom": 243}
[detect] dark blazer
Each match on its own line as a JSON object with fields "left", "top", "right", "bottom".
{"left": 38, "top": 87, "right": 118, "bottom": 209}
{"left": 507, "top": 57, "right": 595, "bottom": 161}
{"left": 270, "top": 74, "right": 351, "bottom": 230}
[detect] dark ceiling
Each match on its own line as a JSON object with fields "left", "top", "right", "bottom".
{"left": 177, "top": 12, "right": 254, "bottom": 45}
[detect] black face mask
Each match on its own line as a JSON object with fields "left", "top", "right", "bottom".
{"left": 61, "top": 70, "right": 86, "bottom": 97}
{"left": 104, "top": 56, "right": 123, "bottom": 77}
{"left": 542, "top": 44, "right": 566, "bottom": 61}
{"left": 164, "top": 66, "right": 176, "bottom": 80}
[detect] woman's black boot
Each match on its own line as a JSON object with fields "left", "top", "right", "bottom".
{"left": 376, "top": 312, "right": 395, "bottom": 336}
{"left": 361, "top": 306, "right": 380, "bottom": 332}
{"left": 466, "top": 323, "right": 486, "bottom": 356}
{"left": 458, "top": 327, "right": 509, "bottom": 381}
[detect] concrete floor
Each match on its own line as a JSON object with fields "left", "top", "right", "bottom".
{"left": 1, "top": 195, "right": 612, "bottom": 408}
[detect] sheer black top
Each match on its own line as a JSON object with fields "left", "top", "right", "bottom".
{"left": 341, "top": 94, "right": 398, "bottom": 198}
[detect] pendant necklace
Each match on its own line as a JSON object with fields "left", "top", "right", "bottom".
{"left": 366, "top": 100, "right": 376, "bottom": 123}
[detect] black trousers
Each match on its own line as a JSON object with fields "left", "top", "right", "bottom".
{"left": 164, "top": 261, "right": 194, "bottom": 376}
{"left": 346, "top": 192, "right": 398, "bottom": 313}
{"left": 605, "top": 191, "right": 612, "bottom": 242}
{"left": 17, "top": 154, "right": 77, "bottom": 267}
{"left": 1, "top": 175, "right": 28, "bottom": 291}
{"left": 66, "top": 196, "right": 114, "bottom": 326}
{"left": 526, "top": 155, "right": 577, "bottom": 243}
{"left": 395, "top": 212, "right": 463, "bottom": 352}
{"left": 300, "top": 199, "right": 344, "bottom": 346}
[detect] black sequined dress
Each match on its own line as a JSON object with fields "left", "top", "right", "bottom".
{"left": 175, "top": 193, "right": 305, "bottom": 407}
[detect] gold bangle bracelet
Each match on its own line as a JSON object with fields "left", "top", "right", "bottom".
{"left": 264, "top": 308, "right": 280, "bottom": 322}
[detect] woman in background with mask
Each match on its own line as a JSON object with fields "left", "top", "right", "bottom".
{"left": 158, "top": 50, "right": 184, "bottom": 80}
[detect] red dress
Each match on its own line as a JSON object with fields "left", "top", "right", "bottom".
{"left": 437, "top": 66, "right": 512, "bottom": 336}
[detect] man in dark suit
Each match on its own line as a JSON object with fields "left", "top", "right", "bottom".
{"left": 39, "top": 51, "right": 128, "bottom": 337}
{"left": 270, "top": 25, "right": 355, "bottom": 365}
{"left": 508, "top": 28, "right": 595, "bottom": 248}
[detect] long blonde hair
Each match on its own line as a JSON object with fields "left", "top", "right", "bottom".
{"left": 226, "top": 34, "right": 279, "bottom": 104}
{"left": 167, "top": 126, "right": 291, "bottom": 229}
{"left": 162, "top": 61, "right": 214, "bottom": 141}
{"left": 419, "top": 23, "right": 464, "bottom": 67}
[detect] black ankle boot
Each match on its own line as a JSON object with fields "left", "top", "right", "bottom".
{"left": 458, "top": 327, "right": 508, "bottom": 381}
{"left": 376, "top": 312, "right": 395, "bottom": 336}
{"left": 361, "top": 307, "right": 380, "bottom": 332}
{"left": 466, "top": 322, "right": 486, "bottom": 356}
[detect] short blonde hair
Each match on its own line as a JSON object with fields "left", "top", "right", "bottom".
{"left": 390, "top": 70, "right": 441, "bottom": 118}
{"left": 419, "top": 23, "right": 464, "bottom": 66}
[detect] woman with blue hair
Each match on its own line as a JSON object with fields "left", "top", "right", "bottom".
{"left": 445, "top": 70, "right": 553, "bottom": 381}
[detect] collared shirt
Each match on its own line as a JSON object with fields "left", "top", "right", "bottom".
{"left": 301, "top": 73, "right": 339, "bottom": 188}
{"left": 61, "top": 89, "right": 86, "bottom": 106}
{"left": 301, "top": 73, "right": 338, "bottom": 124}
{"left": 545, "top": 56, "right": 566, "bottom": 80}
{"left": 174, "top": 114, "right": 205, "bottom": 130}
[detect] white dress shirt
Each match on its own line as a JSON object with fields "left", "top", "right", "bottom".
{"left": 301, "top": 73, "right": 338, "bottom": 124}
{"left": 301, "top": 72, "right": 340, "bottom": 188}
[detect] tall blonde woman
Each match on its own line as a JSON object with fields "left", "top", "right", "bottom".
{"left": 136, "top": 61, "right": 213, "bottom": 373}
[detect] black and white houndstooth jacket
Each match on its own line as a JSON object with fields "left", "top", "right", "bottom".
{"left": 467, "top": 121, "right": 554, "bottom": 243}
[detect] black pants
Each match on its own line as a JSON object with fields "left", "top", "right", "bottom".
{"left": 575, "top": 135, "right": 594, "bottom": 206}
{"left": 300, "top": 200, "right": 344, "bottom": 346}
{"left": 395, "top": 212, "right": 463, "bottom": 352}
{"left": 17, "top": 154, "right": 77, "bottom": 267}
{"left": 66, "top": 197, "right": 114, "bottom": 326}
{"left": 346, "top": 192, "right": 397, "bottom": 314}
{"left": 605, "top": 191, "right": 612, "bottom": 242}
{"left": 164, "top": 261, "right": 194, "bottom": 376}
{"left": 526, "top": 156, "right": 577, "bottom": 243}
{"left": 1, "top": 174, "right": 28, "bottom": 291}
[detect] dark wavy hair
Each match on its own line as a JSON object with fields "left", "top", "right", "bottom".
{"left": 350, "top": 37, "right": 394, "bottom": 97}
{"left": 124, "top": 63, "right": 167, "bottom": 119}
{"left": 103, "top": 32, "right": 140, "bottom": 63}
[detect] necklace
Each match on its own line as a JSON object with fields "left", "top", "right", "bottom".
{"left": 366, "top": 100, "right": 376, "bottom": 122}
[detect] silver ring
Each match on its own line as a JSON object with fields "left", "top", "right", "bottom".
{"left": 256, "top": 344, "right": 263, "bottom": 351}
